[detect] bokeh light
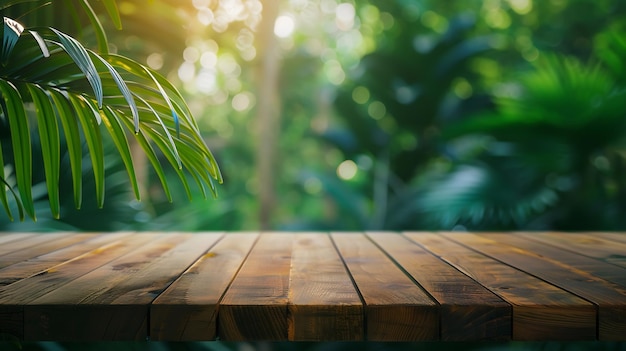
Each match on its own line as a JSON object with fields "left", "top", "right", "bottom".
{"left": 337, "top": 160, "right": 358, "bottom": 180}
{"left": 274, "top": 15, "right": 295, "bottom": 38}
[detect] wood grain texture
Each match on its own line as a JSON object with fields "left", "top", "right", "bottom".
{"left": 1, "top": 231, "right": 626, "bottom": 341}
{"left": 24, "top": 233, "right": 221, "bottom": 341}
{"left": 521, "top": 232, "right": 626, "bottom": 269}
{"left": 218, "top": 232, "right": 293, "bottom": 341}
{"left": 450, "top": 232, "right": 626, "bottom": 340}
{"left": 0, "top": 233, "right": 66, "bottom": 253}
{"left": 405, "top": 232, "right": 596, "bottom": 341}
{"left": 367, "top": 232, "right": 511, "bottom": 341}
{"left": 150, "top": 232, "right": 258, "bottom": 341}
{"left": 0, "top": 233, "right": 159, "bottom": 339}
{"left": 0, "top": 233, "right": 73, "bottom": 266}
{"left": 0, "top": 233, "right": 131, "bottom": 287}
{"left": 331, "top": 233, "right": 439, "bottom": 341}
{"left": 0, "top": 233, "right": 37, "bottom": 247}
{"left": 288, "top": 233, "right": 363, "bottom": 341}
{"left": 594, "top": 232, "right": 626, "bottom": 245}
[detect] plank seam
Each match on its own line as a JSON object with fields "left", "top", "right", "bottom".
{"left": 364, "top": 232, "right": 442, "bottom": 340}
{"left": 145, "top": 232, "right": 226, "bottom": 341}
{"left": 402, "top": 232, "right": 515, "bottom": 339}
{"left": 213, "top": 232, "right": 262, "bottom": 341}
{"left": 329, "top": 232, "right": 367, "bottom": 341}
{"left": 441, "top": 232, "right": 601, "bottom": 340}
{"left": 520, "top": 233, "right": 626, "bottom": 271}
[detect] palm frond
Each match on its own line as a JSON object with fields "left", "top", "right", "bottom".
{"left": 410, "top": 160, "right": 560, "bottom": 229}
{"left": 0, "top": 18, "right": 221, "bottom": 221}
{"left": 444, "top": 53, "right": 626, "bottom": 154}
{"left": 2, "top": 17, "right": 24, "bottom": 65}
{"left": 2, "top": 0, "right": 121, "bottom": 54}
{"left": 0, "top": 79, "right": 35, "bottom": 220}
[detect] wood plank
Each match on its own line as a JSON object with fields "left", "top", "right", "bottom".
{"left": 24, "top": 233, "right": 222, "bottom": 341}
{"left": 450, "top": 232, "right": 626, "bottom": 341}
{"left": 479, "top": 233, "right": 626, "bottom": 289}
{"left": 218, "top": 232, "right": 292, "bottom": 341}
{"left": 0, "top": 233, "right": 161, "bottom": 340}
{"left": 367, "top": 232, "right": 511, "bottom": 341}
{"left": 594, "top": 232, "right": 626, "bottom": 245}
{"left": 0, "top": 233, "right": 73, "bottom": 261}
{"left": 0, "top": 233, "right": 37, "bottom": 247}
{"left": 150, "top": 233, "right": 258, "bottom": 341}
{"left": 288, "top": 233, "right": 363, "bottom": 341}
{"left": 0, "top": 233, "right": 99, "bottom": 270}
{"left": 0, "top": 232, "right": 132, "bottom": 287}
{"left": 331, "top": 232, "right": 439, "bottom": 341}
{"left": 520, "top": 232, "right": 626, "bottom": 269}
{"left": 405, "top": 232, "right": 596, "bottom": 341}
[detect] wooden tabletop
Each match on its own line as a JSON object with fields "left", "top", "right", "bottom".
{"left": 0, "top": 232, "right": 625, "bottom": 342}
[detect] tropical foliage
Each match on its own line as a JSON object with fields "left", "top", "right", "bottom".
{"left": 0, "top": 0, "right": 221, "bottom": 222}
{"left": 2, "top": 0, "right": 626, "bottom": 236}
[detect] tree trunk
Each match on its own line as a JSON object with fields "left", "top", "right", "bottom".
{"left": 255, "top": 1, "right": 281, "bottom": 230}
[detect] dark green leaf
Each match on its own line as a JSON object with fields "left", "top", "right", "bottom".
{"left": 0, "top": 80, "right": 35, "bottom": 220}
{"left": 0, "top": 122, "right": 14, "bottom": 221}
{"left": 118, "top": 115, "right": 173, "bottom": 202}
{"left": 2, "top": 17, "right": 24, "bottom": 65}
{"left": 78, "top": 0, "right": 109, "bottom": 53}
{"left": 69, "top": 94, "right": 105, "bottom": 208}
{"left": 101, "top": 105, "right": 141, "bottom": 200}
{"left": 28, "top": 30, "right": 49, "bottom": 57}
{"left": 93, "top": 53, "right": 140, "bottom": 133}
{"left": 101, "top": 0, "right": 123, "bottom": 30}
{"left": 49, "top": 89, "right": 82, "bottom": 209}
{"left": 50, "top": 27, "right": 103, "bottom": 108}
{"left": 27, "top": 84, "right": 60, "bottom": 218}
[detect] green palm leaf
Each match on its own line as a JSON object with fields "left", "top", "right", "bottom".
{"left": 100, "top": 105, "right": 140, "bottom": 200}
{"left": 2, "top": 17, "right": 24, "bottom": 65}
{"left": 27, "top": 84, "right": 61, "bottom": 218}
{"left": 0, "top": 144, "right": 14, "bottom": 220}
{"left": 48, "top": 27, "right": 104, "bottom": 108}
{"left": 78, "top": 0, "right": 110, "bottom": 53}
{"left": 49, "top": 88, "right": 83, "bottom": 209}
{"left": 69, "top": 93, "right": 106, "bottom": 208}
{"left": 0, "top": 16, "right": 221, "bottom": 221}
{"left": 0, "top": 80, "right": 35, "bottom": 220}
{"left": 100, "top": 0, "right": 122, "bottom": 30}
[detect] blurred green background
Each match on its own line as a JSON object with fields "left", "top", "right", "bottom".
{"left": 0, "top": 0, "right": 626, "bottom": 231}
{"left": 4, "top": 0, "right": 626, "bottom": 233}
{"left": 2, "top": 0, "right": 626, "bottom": 350}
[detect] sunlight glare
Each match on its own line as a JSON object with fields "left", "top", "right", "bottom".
{"left": 232, "top": 92, "right": 254, "bottom": 111}
{"left": 336, "top": 3, "right": 355, "bottom": 31}
{"left": 178, "top": 62, "right": 196, "bottom": 82}
{"left": 197, "top": 8, "right": 215, "bottom": 26}
{"left": 146, "top": 53, "right": 164, "bottom": 70}
{"left": 218, "top": 54, "right": 240, "bottom": 76}
{"left": 324, "top": 59, "right": 346, "bottom": 85}
{"left": 241, "top": 47, "right": 257, "bottom": 61}
{"left": 183, "top": 47, "right": 201, "bottom": 63}
{"left": 196, "top": 70, "right": 218, "bottom": 94}
{"left": 200, "top": 51, "right": 218, "bottom": 68}
{"left": 192, "top": 0, "right": 210, "bottom": 9}
{"left": 274, "top": 15, "right": 295, "bottom": 38}
{"left": 320, "top": 0, "right": 337, "bottom": 14}
{"left": 337, "top": 160, "right": 358, "bottom": 180}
